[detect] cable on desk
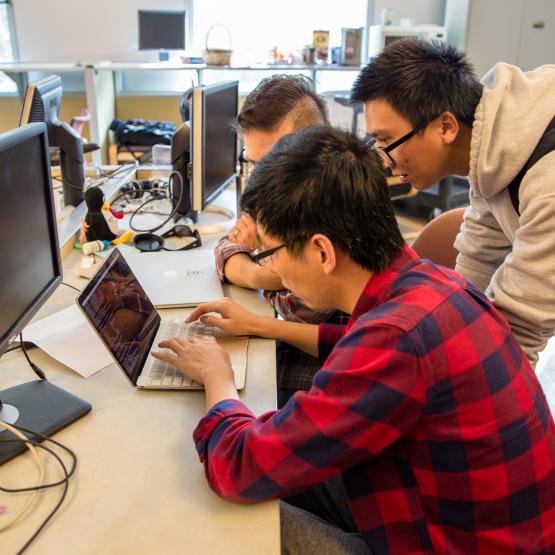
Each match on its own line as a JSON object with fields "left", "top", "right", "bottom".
{"left": 130, "top": 170, "right": 185, "bottom": 233}
{"left": 19, "top": 333, "right": 46, "bottom": 381}
{"left": 111, "top": 170, "right": 185, "bottom": 234}
{"left": 4, "top": 341, "right": 34, "bottom": 354}
{"left": 61, "top": 282, "right": 81, "bottom": 293}
{"left": 0, "top": 422, "right": 77, "bottom": 554}
{"left": 0, "top": 421, "right": 44, "bottom": 533}
{"left": 84, "top": 160, "right": 139, "bottom": 190}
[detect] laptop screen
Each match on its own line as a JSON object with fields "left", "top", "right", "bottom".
{"left": 78, "top": 249, "right": 160, "bottom": 383}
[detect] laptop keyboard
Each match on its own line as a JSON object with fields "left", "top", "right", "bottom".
{"left": 147, "top": 321, "right": 215, "bottom": 388}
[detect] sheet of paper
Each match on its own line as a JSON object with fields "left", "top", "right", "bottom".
{"left": 22, "top": 304, "right": 113, "bottom": 378}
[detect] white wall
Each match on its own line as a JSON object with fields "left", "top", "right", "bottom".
{"left": 11, "top": 0, "right": 192, "bottom": 62}
{"left": 370, "top": 0, "right": 445, "bottom": 25}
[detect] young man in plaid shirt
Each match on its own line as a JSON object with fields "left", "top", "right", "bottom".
{"left": 154, "top": 126, "right": 555, "bottom": 554}
{"left": 214, "top": 75, "right": 349, "bottom": 406}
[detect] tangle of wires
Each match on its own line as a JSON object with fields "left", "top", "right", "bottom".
{"left": 0, "top": 332, "right": 78, "bottom": 554}
{"left": 0, "top": 422, "right": 78, "bottom": 554}
{"left": 109, "top": 170, "right": 186, "bottom": 234}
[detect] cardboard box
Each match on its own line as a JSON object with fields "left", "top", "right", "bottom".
{"left": 313, "top": 30, "right": 330, "bottom": 62}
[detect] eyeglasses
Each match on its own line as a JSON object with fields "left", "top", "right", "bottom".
{"left": 133, "top": 225, "right": 202, "bottom": 252}
{"left": 367, "top": 119, "right": 432, "bottom": 168}
{"left": 251, "top": 243, "right": 286, "bottom": 263}
{"left": 239, "top": 147, "right": 256, "bottom": 178}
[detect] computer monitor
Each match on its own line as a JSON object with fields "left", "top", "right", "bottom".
{"left": 138, "top": 10, "right": 186, "bottom": 60}
{"left": 19, "top": 75, "right": 85, "bottom": 206}
{"left": 0, "top": 123, "right": 91, "bottom": 466}
{"left": 170, "top": 80, "right": 238, "bottom": 224}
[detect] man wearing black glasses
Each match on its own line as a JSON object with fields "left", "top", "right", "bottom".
{"left": 153, "top": 126, "right": 555, "bottom": 555}
{"left": 214, "top": 74, "right": 349, "bottom": 407}
{"left": 351, "top": 38, "right": 555, "bottom": 369}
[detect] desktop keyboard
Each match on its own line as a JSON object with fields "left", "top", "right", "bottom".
{"left": 147, "top": 321, "right": 214, "bottom": 388}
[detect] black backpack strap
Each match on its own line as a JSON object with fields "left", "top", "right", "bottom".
{"left": 507, "top": 116, "right": 555, "bottom": 216}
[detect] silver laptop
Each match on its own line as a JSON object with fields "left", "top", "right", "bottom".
{"left": 122, "top": 249, "right": 224, "bottom": 308}
{"left": 77, "top": 248, "right": 248, "bottom": 390}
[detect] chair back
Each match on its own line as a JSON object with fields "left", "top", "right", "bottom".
{"left": 411, "top": 207, "right": 466, "bottom": 269}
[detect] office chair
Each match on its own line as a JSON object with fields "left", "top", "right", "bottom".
{"left": 410, "top": 207, "right": 466, "bottom": 269}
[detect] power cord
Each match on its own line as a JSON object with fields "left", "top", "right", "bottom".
{"left": 84, "top": 161, "right": 139, "bottom": 190}
{"left": 128, "top": 171, "right": 184, "bottom": 233}
{"left": 0, "top": 422, "right": 77, "bottom": 554}
{"left": 61, "top": 282, "right": 81, "bottom": 293}
{"left": 5, "top": 341, "right": 34, "bottom": 354}
{"left": 19, "top": 333, "right": 46, "bottom": 381}
{"left": 0, "top": 422, "right": 44, "bottom": 533}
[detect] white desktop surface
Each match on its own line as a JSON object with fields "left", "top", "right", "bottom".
{"left": 0, "top": 247, "right": 279, "bottom": 554}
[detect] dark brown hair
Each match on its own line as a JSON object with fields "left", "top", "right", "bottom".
{"left": 241, "top": 125, "right": 404, "bottom": 273}
{"left": 235, "top": 74, "right": 328, "bottom": 133}
{"left": 351, "top": 39, "right": 482, "bottom": 127}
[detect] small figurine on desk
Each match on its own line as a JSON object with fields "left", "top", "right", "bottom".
{"left": 79, "top": 186, "right": 134, "bottom": 251}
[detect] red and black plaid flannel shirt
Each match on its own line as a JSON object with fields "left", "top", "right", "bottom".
{"left": 214, "top": 235, "right": 348, "bottom": 391}
{"left": 196, "top": 245, "right": 555, "bottom": 554}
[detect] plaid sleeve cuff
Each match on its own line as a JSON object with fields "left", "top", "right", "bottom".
{"left": 214, "top": 236, "right": 252, "bottom": 281}
{"left": 193, "top": 399, "right": 255, "bottom": 462}
{"left": 318, "top": 322, "right": 347, "bottom": 362}
{"left": 265, "top": 289, "right": 337, "bottom": 323}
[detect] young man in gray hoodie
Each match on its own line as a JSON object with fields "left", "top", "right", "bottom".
{"left": 351, "top": 38, "right": 555, "bottom": 367}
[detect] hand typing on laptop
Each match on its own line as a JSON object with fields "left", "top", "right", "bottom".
{"left": 152, "top": 297, "right": 318, "bottom": 410}
{"left": 186, "top": 298, "right": 267, "bottom": 337}
{"left": 152, "top": 336, "right": 239, "bottom": 410}
{"left": 185, "top": 299, "right": 318, "bottom": 357}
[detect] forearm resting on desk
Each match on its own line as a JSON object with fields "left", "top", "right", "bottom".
{"left": 224, "top": 253, "right": 284, "bottom": 291}
{"left": 187, "top": 299, "right": 319, "bottom": 357}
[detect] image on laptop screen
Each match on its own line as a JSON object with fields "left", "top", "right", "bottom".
{"left": 78, "top": 250, "right": 160, "bottom": 382}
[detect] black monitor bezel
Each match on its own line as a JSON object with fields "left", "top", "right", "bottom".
{"left": 191, "top": 80, "right": 239, "bottom": 212}
{"left": 137, "top": 9, "right": 187, "bottom": 51}
{"left": 0, "top": 123, "right": 63, "bottom": 357}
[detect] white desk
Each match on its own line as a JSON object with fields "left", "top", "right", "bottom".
{"left": 0, "top": 244, "right": 279, "bottom": 554}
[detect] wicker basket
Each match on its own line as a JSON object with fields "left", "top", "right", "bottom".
{"left": 202, "top": 24, "right": 233, "bottom": 66}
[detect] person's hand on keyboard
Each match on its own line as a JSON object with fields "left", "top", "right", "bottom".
{"left": 152, "top": 336, "right": 240, "bottom": 410}
{"left": 186, "top": 298, "right": 265, "bottom": 337}
{"left": 152, "top": 336, "right": 233, "bottom": 386}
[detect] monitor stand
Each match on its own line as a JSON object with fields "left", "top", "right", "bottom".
{"left": 0, "top": 380, "right": 92, "bottom": 465}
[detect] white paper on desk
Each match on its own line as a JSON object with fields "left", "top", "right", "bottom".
{"left": 23, "top": 304, "right": 113, "bottom": 378}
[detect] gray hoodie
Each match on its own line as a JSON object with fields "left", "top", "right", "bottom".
{"left": 454, "top": 63, "right": 555, "bottom": 366}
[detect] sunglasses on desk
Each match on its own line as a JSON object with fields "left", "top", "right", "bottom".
{"left": 133, "top": 225, "right": 202, "bottom": 252}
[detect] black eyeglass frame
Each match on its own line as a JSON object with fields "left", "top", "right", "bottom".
{"left": 368, "top": 118, "right": 434, "bottom": 167}
{"left": 251, "top": 243, "right": 286, "bottom": 263}
{"left": 251, "top": 235, "right": 310, "bottom": 263}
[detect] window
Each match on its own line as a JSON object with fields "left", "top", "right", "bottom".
{"left": 192, "top": 0, "right": 366, "bottom": 66}
{"left": 118, "top": 0, "right": 367, "bottom": 94}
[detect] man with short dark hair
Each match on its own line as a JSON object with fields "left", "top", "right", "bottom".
{"left": 351, "top": 38, "right": 555, "bottom": 367}
{"left": 154, "top": 126, "right": 555, "bottom": 555}
{"left": 215, "top": 74, "right": 347, "bottom": 406}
